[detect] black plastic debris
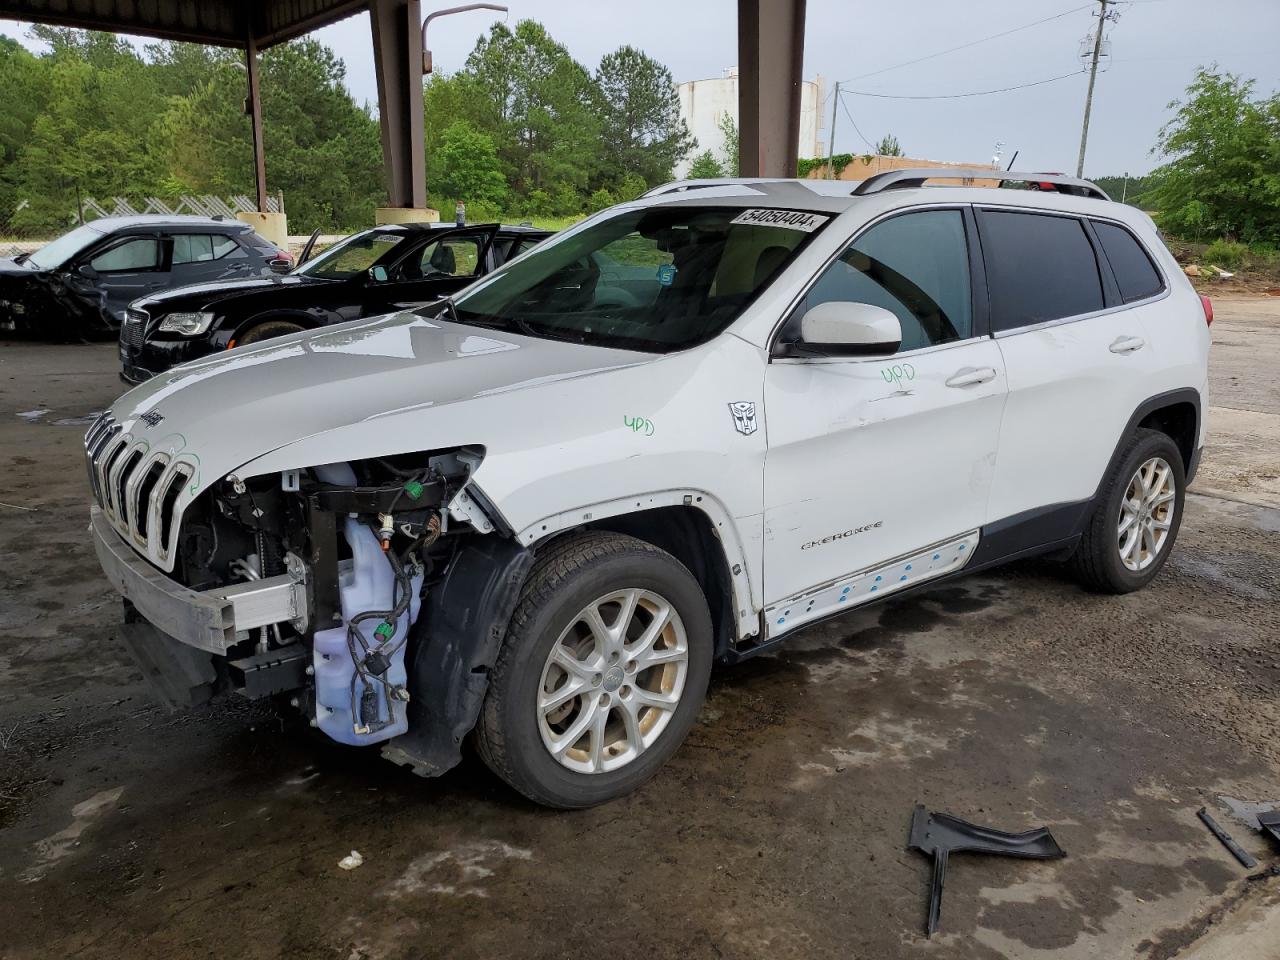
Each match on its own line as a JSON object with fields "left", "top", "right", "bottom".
{"left": 1197, "top": 807, "right": 1258, "bottom": 869}
{"left": 1257, "top": 811, "right": 1280, "bottom": 850}
{"left": 907, "top": 805, "right": 1066, "bottom": 938}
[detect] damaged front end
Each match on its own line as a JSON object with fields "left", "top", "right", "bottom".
{"left": 91, "top": 432, "right": 528, "bottom": 772}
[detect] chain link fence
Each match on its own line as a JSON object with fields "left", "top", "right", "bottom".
{"left": 1, "top": 194, "right": 284, "bottom": 259}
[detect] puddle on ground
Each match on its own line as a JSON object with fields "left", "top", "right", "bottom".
{"left": 14, "top": 409, "right": 102, "bottom": 426}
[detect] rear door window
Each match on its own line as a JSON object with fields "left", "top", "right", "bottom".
{"left": 172, "top": 234, "right": 215, "bottom": 264}
{"left": 1092, "top": 221, "right": 1163, "bottom": 302}
{"left": 979, "top": 210, "right": 1104, "bottom": 332}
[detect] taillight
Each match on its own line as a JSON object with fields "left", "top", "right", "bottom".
{"left": 1200, "top": 294, "right": 1213, "bottom": 327}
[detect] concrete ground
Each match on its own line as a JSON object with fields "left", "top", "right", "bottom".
{"left": 0, "top": 298, "right": 1277, "bottom": 959}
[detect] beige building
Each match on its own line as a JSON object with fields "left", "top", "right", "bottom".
{"left": 807, "top": 154, "right": 1000, "bottom": 187}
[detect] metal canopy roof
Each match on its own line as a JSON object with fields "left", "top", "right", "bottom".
{"left": 0, "top": 0, "right": 369, "bottom": 48}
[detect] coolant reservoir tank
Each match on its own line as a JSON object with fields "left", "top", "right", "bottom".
{"left": 312, "top": 516, "right": 423, "bottom": 746}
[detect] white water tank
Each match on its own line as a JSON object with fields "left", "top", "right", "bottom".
{"left": 675, "top": 67, "right": 825, "bottom": 177}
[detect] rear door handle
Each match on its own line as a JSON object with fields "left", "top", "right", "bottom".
{"left": 1110, "top": 336, "right": 1146, "bottom": 354}
{"left": 945, "top": 366, "right": 997, "bottom": 388}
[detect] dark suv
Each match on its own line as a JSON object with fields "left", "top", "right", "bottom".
{"left": 0, "top": 215, "right": 290, "bottom": 339}
{"left": 119, "top": 222, "right": 550, "bottom": 383}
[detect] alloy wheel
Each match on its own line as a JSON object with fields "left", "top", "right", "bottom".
{"left": 536, "top": 588, "right": 689, "bottom": 774}
{"left": 1118, "top": 456, "right": 1176, "bottom": 572}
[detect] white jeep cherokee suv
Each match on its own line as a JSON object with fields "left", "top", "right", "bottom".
{"left": 88, "top": 170, "right": 1210, "bottom": 807}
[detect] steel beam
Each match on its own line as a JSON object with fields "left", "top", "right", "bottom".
{"left": 737, "top": 0, "right": 807, "bottom": 178}
{"left": 370, "top": 0, "right": 427, "bottom": 210}
{"left": 244, "top": 37, "right": 269, "bottom": 213}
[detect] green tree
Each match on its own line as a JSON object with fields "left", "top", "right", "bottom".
{"left": 1147, "top": 67, "right": 1280, "bottom": 241}
{"left": 434, "top": 120, "right": 508, "bottom": 207}
{"left": 718, "top": 114, "right": 740, "bottom": 177}
{"left": 11, "top": 29, "right": 169, "bottom": 229}
{"left": 462, "top": 20, "right": 601, "bottom": 204}
{"left": 875, "top": 134, "right": 903, "bottom": 157}
{"left": 0, "top": 38, "right": 49, "bottom": 216}
{"left": 687, "top": 150, "right": 725, "bottom": 179}
{"left": 594, "top": 46, "right": 692, "bottom": 189}
{"left": 162, "top": 38, "right": 385, "bottom": 230}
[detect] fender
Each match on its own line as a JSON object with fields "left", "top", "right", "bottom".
{"left": 971, "top": 386, "right": 1203, "bottom": 568}
{"left": 513, "top": 487, "right": 762, "bottom": 643}
{"left": 1095, "top": 387, "right": 1202, "bottom": 493}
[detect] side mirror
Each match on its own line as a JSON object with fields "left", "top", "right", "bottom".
{"left": 75, "top": 262, "right": 98, "bottom": 279}
{"left": 268, "top": 257, "right": 292, "bottom": 275}
{"left": 369, "top": 265, "right": 389, "bottom": 283}
{"left": 796, "top": 301, "right": 902, "bottom": 357}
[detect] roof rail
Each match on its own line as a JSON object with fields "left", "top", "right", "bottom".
{"left": 852, "top": 168, "right": 1111, "bottom": 201}
{"left": 641, "top": 178, "right": 796, "bottom": 197}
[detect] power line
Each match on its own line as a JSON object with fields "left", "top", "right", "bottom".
{"left": 838, "top": 3, "right": 1093, "bottom": 84}
{"left": 837, "top": 92, "right": 878, "bottom": 152}
{"left": 842, "top": 70, "right": 1086, "bottom": 101}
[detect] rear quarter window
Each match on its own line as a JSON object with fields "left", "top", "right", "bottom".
{"left": 979, "top": 210, "right": 1105, "bottom": 332}
{"left": 1092, "top": 220, "right": 1164, "bottom": 303}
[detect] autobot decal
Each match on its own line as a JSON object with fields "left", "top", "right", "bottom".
{"left": 729, "top": 401, "right": 757, "bottom": 436}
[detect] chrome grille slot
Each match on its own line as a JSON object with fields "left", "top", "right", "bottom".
{"left": 130, "top": 457, "right": 168, "bottom": 543}
{"left": 113, "top": 448, "right": 145, "bottom": 525}
{"left": 99, "top": 437, "right": 130, "bottom": 519}
{"left": 156, "top": 466, "right": 190, "bottom": 556}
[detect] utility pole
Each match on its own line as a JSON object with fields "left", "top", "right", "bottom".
{"left": 825, "top": 81, "right": 840, "bottom": 179}
{"left": 1075, "top": 0, "right": 1112, "bottom": 178}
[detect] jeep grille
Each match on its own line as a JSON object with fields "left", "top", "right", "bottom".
{"left": 85, "top": 413, "right": 192, "bottom": 565}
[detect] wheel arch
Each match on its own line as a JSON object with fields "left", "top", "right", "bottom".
{"left": 578, "top": 505, "right": 739, "bottom": 660}
{"left": 513, "top": 490, "right": 760, "bottom": 655}
{"left": 230, "top": 309, "right": 327, "bottom": 343}
{"left": 1135, "top": 397, "right": 1199, "bottom": 480}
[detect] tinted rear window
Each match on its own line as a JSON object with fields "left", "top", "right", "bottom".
{"left": 981, "top": 211, "right": 1104, "bottom": 332}
{"left": 1093, "top": 221, "right": 1163, "bottom": 302}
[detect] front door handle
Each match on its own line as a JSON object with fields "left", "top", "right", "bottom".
{"left": 945, "top": 366, "right": 997, "bottom": 388}
{"left": 1110, "top": 336, "right": 1146, "bottom": 354}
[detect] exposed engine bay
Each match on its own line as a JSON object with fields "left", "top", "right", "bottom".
{"left": 163, "top": 449, "right": 485, "bottom": 749}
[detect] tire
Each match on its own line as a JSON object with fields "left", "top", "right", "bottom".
{"left": 1070, "top": 428, "right": 1186, "bottom": 593}
{"left": 237, "top": 319, "right": 306, "bottom": 346}
{"left": 475, "top": 531, "right": 713, "bottom": 808}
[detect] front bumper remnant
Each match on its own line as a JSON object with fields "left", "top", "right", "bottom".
{"left": 90, "top": 506, "right": 307, "bottom": 654}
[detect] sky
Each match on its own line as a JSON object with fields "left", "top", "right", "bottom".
{"left": 3, "top": 0, "right": 1278, "bottom": 176}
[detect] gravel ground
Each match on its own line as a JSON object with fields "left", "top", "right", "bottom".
{"left": 0, "top": 300, "right": 1277, "bottom": 960}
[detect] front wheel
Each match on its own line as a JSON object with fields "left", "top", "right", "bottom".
{"left": 475, "top": 532, "right": 713, "bottom": 808}
{"left": 1071, "top": 428, "right": 1185, "bottom": 593}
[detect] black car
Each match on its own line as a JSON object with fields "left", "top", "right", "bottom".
{"left": 119, "top": 221, "right": 550, "bottom": 383}
{"left": 0, "top": 215, "right": 291, "bottom": 339}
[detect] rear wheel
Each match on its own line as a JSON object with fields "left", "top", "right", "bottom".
{"left": 236, "top": 319, "right": 305, "bottom": 346}
{"left": 1071, "top": 428, "right": 1185, "bottom": 593}
{"left": 475, "top": 531, "right": 712, "bottom": 808}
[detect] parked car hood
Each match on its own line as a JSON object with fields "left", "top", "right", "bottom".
{"left": 135, "top": 273, "right": 328, "bottom": 311}
{"left": 107, "top": 310, "right": 647, "bottom": 499}
{"left": 0, "top": 257, "right": 39, "bottom": 276}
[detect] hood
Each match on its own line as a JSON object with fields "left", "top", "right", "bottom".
{"left": 107, "top": 310, "right": 647, "bottom": 499}
{"left": 136, "top": 273, "right": 326, "bottom": 310}
{"left": 0, "top": 256, "right": 38, "bottom": 276}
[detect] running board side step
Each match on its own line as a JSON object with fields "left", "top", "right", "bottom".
{"left": 763, "top": 531, "right": 980, "bottom": 639}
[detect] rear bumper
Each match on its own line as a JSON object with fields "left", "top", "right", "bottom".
{"left": 90, "top": 506, "right": 307, "bottom": 654}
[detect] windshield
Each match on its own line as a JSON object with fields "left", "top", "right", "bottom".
{"left": 449, "top": 206, "right": 827, "bottom": 353}
{"left": 296, "top": 229, "right": 407, "bottom": 280}
{"left": 26, "top": 223, "right": 105, "bottom": 270}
